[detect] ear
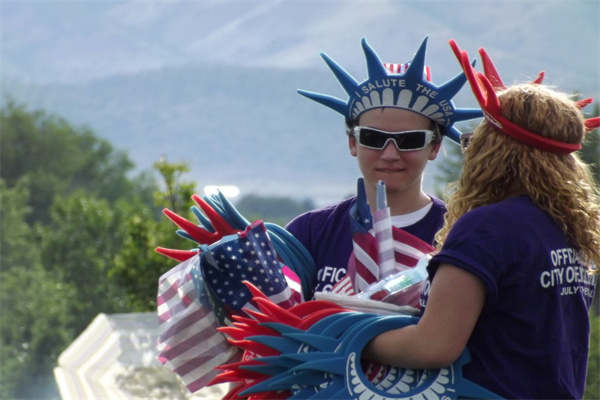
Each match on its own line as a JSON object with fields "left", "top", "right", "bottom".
{"left": 349, "top": 134, "right": 358, "bottom": 157}
{"left": 428, "top": 142, "right": 442, "bottom": 161}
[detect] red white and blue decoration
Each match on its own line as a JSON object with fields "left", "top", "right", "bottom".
{"left": 212, "top": 281, "right": 501, "bottom": 400}
{"left": 333, "top": 179, "right": 433, "bottom": 311}
{"left": 297, "top": 37, "right": 483, "bottom": 144}
{"left": 155, "top": 185, "right": 501, "bottom": 398}
{"left": 156, "top": 193, "right": 312, "bottom": 392}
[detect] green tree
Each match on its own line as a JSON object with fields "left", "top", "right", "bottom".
{"left": 0, "top": 180, "right": 74, "bottom": 399}
{"left": 579, "top": 102, "right": 599, "bottom": 185}
{"left": 38, "top": 192, "right": 130, "bottom": 330}
{"left": 585, "top": 313, "right": 600, "bottom": 399}
{"left": 109, "top": 160, "right": 197, "bottom": 311}
{"left": 0, "top": 101, "right": 154, "bottom": 224}
{"left": 109, "top": 201, "right": 190, "bottom": 311}
{"left": 0, "top": 265, "right": 75, "bottom": 400}
{"left": 0, "top": 102, "right": 160, "bottom": 399}
{"left": 0, "top": 179, "right": 38, "bottom": 272}
{"left": 153, "top": 157, "right": 195, "bottom": 214}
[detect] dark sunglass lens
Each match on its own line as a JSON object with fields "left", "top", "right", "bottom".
{"left": 395, "top": 131, "right": 426, "bottom": 149}
{"left": 360, "top": 128, "right": 388, "bottom": 148}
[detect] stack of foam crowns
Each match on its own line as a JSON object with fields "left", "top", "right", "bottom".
{"left": 155, "top": 183, "right": 501, "bottom": 399}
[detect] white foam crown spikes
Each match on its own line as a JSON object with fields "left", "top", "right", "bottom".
{"left": 298, "top": 37, "right": 482, "bottom": 144}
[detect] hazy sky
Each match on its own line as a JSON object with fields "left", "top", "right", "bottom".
{"left": 2, "top": 0, "right": 599, "bottom": 99}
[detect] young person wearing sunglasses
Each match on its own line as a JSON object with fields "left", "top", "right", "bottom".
{"left": 285, "top": 37, "right": 482, "bottom": 299}
{"left": 365, "top": 40, "right": 600, "bottom": 399}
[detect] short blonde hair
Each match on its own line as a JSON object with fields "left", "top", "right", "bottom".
{"left": 435, "top": 84, "right": 600, "bottom": 268}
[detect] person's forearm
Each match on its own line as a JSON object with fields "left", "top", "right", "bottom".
{"left": 363, "top": 264, "right": 486, "bottom": 369}
{"left": 364, "top": 324, "right": 457, "bottom": 369}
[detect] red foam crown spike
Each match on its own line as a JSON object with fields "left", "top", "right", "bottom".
{"left": 449, "top": 39, "right": 591, "bottom": 154}
{"left": 449, "top": 40, "right": 581, "bottom": 154}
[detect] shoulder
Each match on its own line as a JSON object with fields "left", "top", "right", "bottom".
{"left": 431, "top": 198, "right": 539, "bottom": 301}
{"left": 457, "top": 196, "right": 538, "bottom": 227}
{"left": 429, "top": 194, "right": 447, "bottom": 211}
{"left": 427, "top": 194, "right": 447, "bottom": 217}
{"left": 447, "top": 196, "right": 549, "bottom": 248}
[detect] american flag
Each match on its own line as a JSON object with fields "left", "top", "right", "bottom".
{"left": 336, "top": 225, "right": 434, "bottom": 296}
{"left": 330, "top": 190, "right": 435, "bottom": 386}
{"left": 156, "top": 221, "right": 301, "bottom": 393}
{"left": 384, "top": 62, "right": 432, "bottom": 82}
{"left": 157, "top": 255, "right": 239, "bottom": 393}
{"left": 200, "top": 220, "right": 301, "bottom": 314}
{"left": 332, "top": 179, "right": 434, "bottom": 298}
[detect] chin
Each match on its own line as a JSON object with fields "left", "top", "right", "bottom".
{"left": 375, "top": 178, "right": 407, "bottom": 191}
{"left": 375, "top": 173, "right": 407, "bottom": 185}
{"left": 378, "top": 175, "right": 421, "bottom": 194}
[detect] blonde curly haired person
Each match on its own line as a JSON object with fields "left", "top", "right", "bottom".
{"left": 365, "top": 41, "right": 600, "bottom": 399}
{"left": 437, "top": 83, "right": 600, "bottom": 267}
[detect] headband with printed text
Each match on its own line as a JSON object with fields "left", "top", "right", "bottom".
{"left": 298, "top": 37, "right": 483, "bottom": 144}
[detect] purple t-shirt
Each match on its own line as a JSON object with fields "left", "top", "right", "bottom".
{"left": 286, "top": 195, "right": 446, "bottom": 297}
{"left": 425, "top": 196, "right": 596, "bottom": 399}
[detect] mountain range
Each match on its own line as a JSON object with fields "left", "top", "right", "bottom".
{"left": 2, "top": 0, "right": 598, "bottom": 205}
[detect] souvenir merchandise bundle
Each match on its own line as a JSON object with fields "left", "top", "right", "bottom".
{"left": 155, "top": 180, "right": 499, "bottom": 399}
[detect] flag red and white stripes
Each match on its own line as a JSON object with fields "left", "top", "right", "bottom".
{"left": 373, "top": 207, "right": 395, "bottom": 279}
{"left": 392, "top": 227, "right": 435, "bottom": 267}
{"left": 157, "top": 247, "right": 303, "bottom": 393}
{"left": 157, "top": 255, "right": 239, "bottom": 393}
{"left": 333, "top": 226, "right": 434, "bottom": 297}
{"left": 282, "top": 265, "right": 303, "bottom": 304}
{"left": 383, "top": 62, "right": 432, "bottom": 82}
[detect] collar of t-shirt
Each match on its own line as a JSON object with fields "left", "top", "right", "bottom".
{"left": 389, "top": 201, "right": 433, "bottom": 228}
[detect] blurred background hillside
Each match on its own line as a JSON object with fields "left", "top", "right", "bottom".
{"left": 1, "top": 0, "right": 599, "bottom": 398}
{"left": 2, "top": 0, "right": 599, "bottom": 205}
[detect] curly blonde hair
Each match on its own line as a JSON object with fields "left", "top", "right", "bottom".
{"left": 435, "top": 84, "right": 600, "bottom": 268}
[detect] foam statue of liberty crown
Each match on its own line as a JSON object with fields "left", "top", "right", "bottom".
{"left": 298, "top": 36, "right": 483, "bottom": 143}
{"left": 211, "top": 281, "right": 502, "bottom": 400}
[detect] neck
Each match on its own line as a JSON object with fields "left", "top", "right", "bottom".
{"left": 366, "top": 183, "right": 432, "bottom": 216}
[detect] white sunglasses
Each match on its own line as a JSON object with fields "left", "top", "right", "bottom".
{"left": 352, "top": 126, "right": 435, "bottom": 151}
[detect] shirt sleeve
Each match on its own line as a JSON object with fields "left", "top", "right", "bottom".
{"left": 285, "top": 212, "right": 317, "bottom": 298}
{"left": 285, "top": 213, "right": 311, "bottom": 250}
{"left": 429, "top": 209, "right": 509, "bottom": 305}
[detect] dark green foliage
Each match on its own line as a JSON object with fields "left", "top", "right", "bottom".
{"left": 108, "top": 199, "right": 195, "bottom": 312}
{"left": 152, "top": 158, "right": 196, "bottom": 214}
{"left": 0, "top": 180, "right": 72, "bottom": 399}
{"left": 0, "top": 101, "right": 154, "bottom": 224}
{"left": 0, "top": 179, "right": 38, "bottom": 272}
{"left": 579, "top": 102, "right": 599, "bottom": 185}
{"left": 585, "top": 313, "right": 599, "bottom": 399}
{"left": 0, "top": 103, "right": 155, "bottom": 399}
{"left": 38, "top": 193, "right": 130, "bottom": 327}
{"left": 108, "top": 158, "right": 197, "bottom": 312}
